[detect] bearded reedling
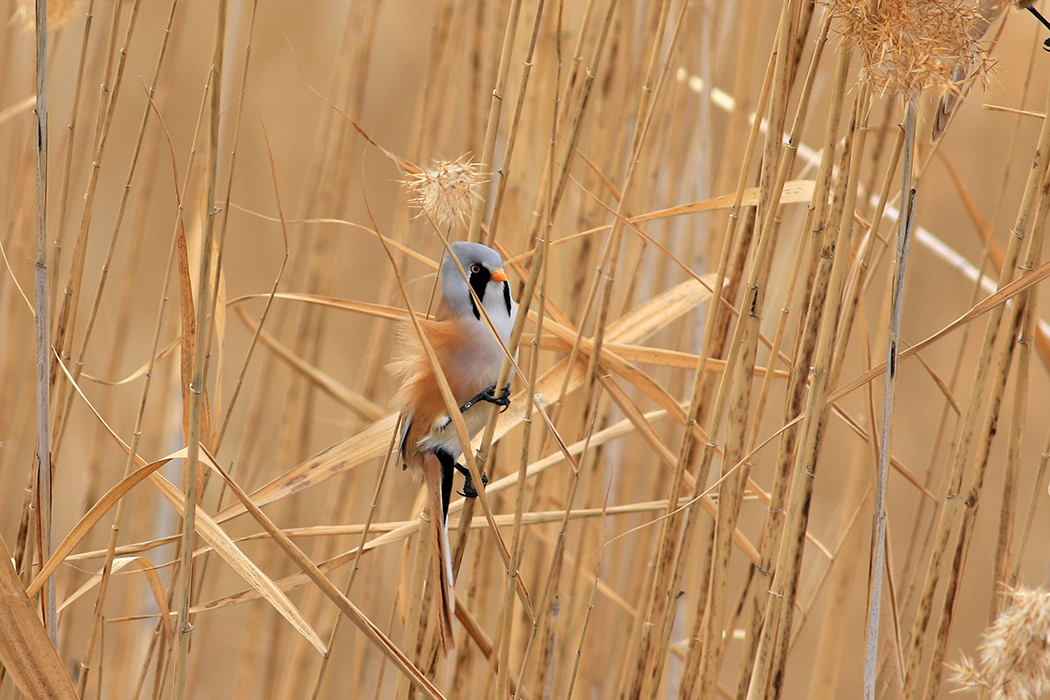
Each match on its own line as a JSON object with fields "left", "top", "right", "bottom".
{"left": 391, "top": 241, "right": 517, "bottom": 651}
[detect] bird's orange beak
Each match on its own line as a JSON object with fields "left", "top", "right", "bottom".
{"left": 490, "top": 268, "right": 508, "bottom": 283}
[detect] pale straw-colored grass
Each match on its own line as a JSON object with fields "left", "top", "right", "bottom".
{"left": 2, "top": 1, "right": 1049, "bottom": 699}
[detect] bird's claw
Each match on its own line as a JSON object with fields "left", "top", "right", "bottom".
{"left": 488, "top": 383, "right": 512, "bottom": 413}
{"left": 460, "top": 383, "right": 512, "bottom": 413}
{"left": 458, "top": 470, "right": 489, "bottom": 498}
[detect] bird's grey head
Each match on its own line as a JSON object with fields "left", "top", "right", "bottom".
{"left": 440, "top": 241, "right": 513, "bottom": 320}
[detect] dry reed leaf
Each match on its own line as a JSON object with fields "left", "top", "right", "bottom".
{"left": 192, "top": 407, "right": 735, "bottom": 614}
{"left": 52, "top": 356, "right": 328, "bottom": 655}
{"left": 80, "top": 337, "right": 180, "bottom": 385}
{"left": 27, "top": 454, "right": 174, "bottom": 595}
{"left": 92, "top": 415, "right": 672, "bottom": 570}
{"left": 233, "top": 203, "right": 438, "bottom": 267}
{"left": 70, "top": 500, "right": 670, "bottom": 567}
{"left": 0, "top": 535, "right": 78, "bottom": 700}
{"left": 234, "top": 306, "right": 384, "bottom": 420}
{"left": 152, "top": 465, "right": 330, "bottom": 654}
{"left": 58, "top": 556, "right": 173, "bottom": 636}
{"left": 212, "top": 232, "right": 227, "bottom": 445}
{"left": 176, "top": 215, "right": 212, "bottom": 446}
{"left": 629, "top": 179, "right": 815, "bottom": 223}
{"left": 228, "top": 291, "right": 411, "bottom": 321}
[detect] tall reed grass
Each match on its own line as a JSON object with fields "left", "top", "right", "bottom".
{"left": 1, "top": 0, "right": 1049, "bottom": 698}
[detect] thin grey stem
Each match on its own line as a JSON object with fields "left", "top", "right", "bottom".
{"left": 865, "top": 94, "right": 917, "bottom": 700}
{"left": 34, "top": 0, "right": 55, "bottom": 646}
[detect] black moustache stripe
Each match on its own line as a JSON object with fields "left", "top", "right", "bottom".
{"left": 468, "top": 265, "right": 490, "bottom": 321}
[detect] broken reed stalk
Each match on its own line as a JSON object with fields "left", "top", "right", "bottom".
{"left": 33, "top": 0, "right": 54, "bottom": 646}
{"left": 174, "top": 2, "right": 227, "bottom": 698}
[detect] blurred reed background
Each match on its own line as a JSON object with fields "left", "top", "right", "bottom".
{"left": 1, "top": 0, "right": 1049, "bottom": 698}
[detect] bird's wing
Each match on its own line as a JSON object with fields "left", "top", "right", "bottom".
{"left": 396, "top": 411, "right": 412, "bottom": 468}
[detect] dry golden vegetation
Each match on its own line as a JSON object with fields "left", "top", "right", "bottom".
{"left": 2, "top": 0, "right": 1050, "bottom": 698}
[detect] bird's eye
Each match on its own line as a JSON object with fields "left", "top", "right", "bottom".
{"left": 470, "top": 264, "right": 481, "bottom": 274}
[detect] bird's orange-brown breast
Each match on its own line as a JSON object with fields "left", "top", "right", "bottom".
{"left": 392, "top": 314, "right": 497, "bottom": 471}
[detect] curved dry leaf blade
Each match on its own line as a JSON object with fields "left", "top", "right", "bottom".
{"left": 80, "top": 337, "right": 180, "bottom": 386}
{"left": 52, "top": 356, "right": 327, "bottom": 656}
{"left": 58, "top": 556, "right": 173, "bottom": 637}
{"left": 152, "top": 469, "right": 329, "bottom": 655}
{"left": 628, "top": 180, "right": 815, "bottom": 223}
{"left": 233, "top": 204, "right": 439, "bottom": 267}
{"left": 195, "top": 411, "right": 676, "bottom": 612}
{"left": 0, "top": 536, "right": 78, "bottom": 700}
{"left": 215, "top": 412, "right": 400, "bottom": 521}
{"left": 27, "top": 455, "right": 173, "bottom": 598}
{"left": 607, "top": 275, "right": 717, "bottom": 342}
{"left": 227, "top": 291, "right": 411, "bottom": 322}
{"left": 176, "top": 215, "right": 198, "bottom": 443}
{"left": 212, "top": 233, "right": 227, "bottom": 445}
{"left": 75, "top": 411, "right": 672, "bottom": 564}
{"left": 234, "top": 306, "right": 384, "bottom": 420}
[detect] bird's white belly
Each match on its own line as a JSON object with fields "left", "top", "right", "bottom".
{"left": 418, "top": 402, "right": 491, "bottom": 457}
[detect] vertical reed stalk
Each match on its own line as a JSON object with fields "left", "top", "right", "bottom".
{"left": 865, "top": 95, "right": 916, "bottom": 700}
{"left": 33, "top": 0, "right": 54, "bottom": 646}
{"left": 174, "top": 3, "right": 227, "bottom": 697}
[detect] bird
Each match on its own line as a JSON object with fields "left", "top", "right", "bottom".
{"left": 391, "top": 240, "right": 517, "bottom": 652}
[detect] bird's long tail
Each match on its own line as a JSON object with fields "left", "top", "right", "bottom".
{"left": 422, "top": 462, "right": 455, "bottom": 653}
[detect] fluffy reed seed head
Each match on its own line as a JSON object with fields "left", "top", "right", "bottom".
{"left": 950, "top": 586, "right": 1050, "bottom": 700}
{"left": 403, "top": 155, "right": 487, "bottom": 233}
{"left": 14, "top": 0, "right": 81, "bottom": 31}
{"left": 828, "top": 0, "right": 995, "bottom": 97}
